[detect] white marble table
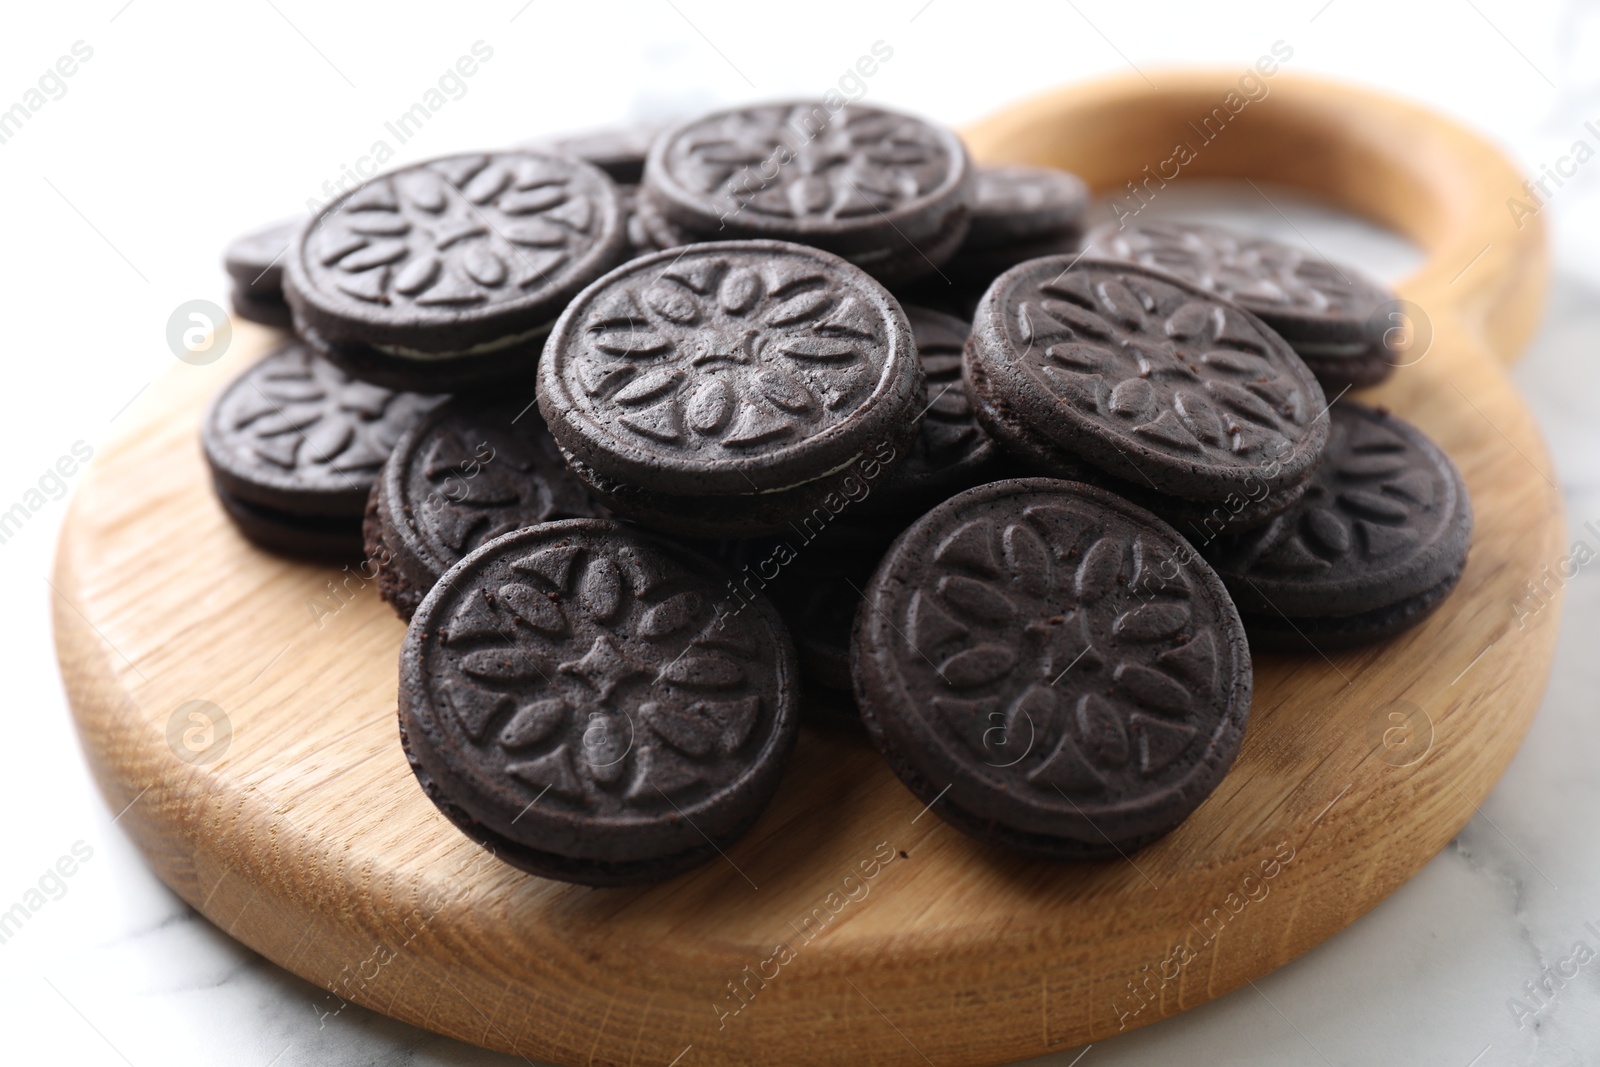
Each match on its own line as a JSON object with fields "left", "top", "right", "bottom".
{"left": 4, "top": 2, "right": 1599, "bottom": 1064}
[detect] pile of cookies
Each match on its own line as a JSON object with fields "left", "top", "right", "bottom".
{"left": 203, "top": 100, "right": 1471, "bottom": 886}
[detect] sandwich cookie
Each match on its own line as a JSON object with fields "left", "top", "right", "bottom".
{"left": 896, "top": 165, "right": 1089, "bottom": 318}
{"left": 1085, "top": 221, "right": 1398, "bottom": 393}
{"left": 852, "top": 478, "right": 1252, "bottom": 858}
{"left": 538, "top": 241, "right": 925, "bottom": 538}
{"left": 963, "top": 257, "right": 1329, "bottom": 535}
{"left": 641, "top": 102, "right": 973, "bottom": 284}
{"left": 284, "top": 151, "right": 628, "bottom": 392}
{"left": 202, "top": 340, "right": 440, "bottom": 556}
{"left": 399, "top": 520, "right": 801, "bottom": 886}
{"left": 1200, "top": 401, "right": 1473, "bottom": 647}
{"left": 947, "top": 164, "right": 1088, "bottom": 284}
{"left": 366, "top": 398, "right": 605, "bottom": 620}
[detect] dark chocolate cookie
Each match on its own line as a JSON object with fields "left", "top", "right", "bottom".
{"left": 531, "top": 122, "right": 666, "bottom": 185}
{"left": 284, "top": 151, "right": 628, "bottom": 391}
{"left": 1085, "top": 221, "right": 1397, "bottom": 393}
{"left": 1200, "top": 401, "right": 1472, "bottom": 647}
{"left": 214, "top": 487, "right": 364, "bottom": 559}
{"left": 224, "top": 217, "right": 299, "bottom": 328}
{"left": 224, "top": 216, "right": 297, "bottom": 295}
{"left": 964, "top": 257, "right": 1328, "bottom": 528}
{"left": 963, "top": 165, "right": 1088, "bottom": 250}
{"left": 1236, "top": 571, "right": 1465, "bottom": 648}
{"left": 367, "top": 398, "right": 604, "bottom": 620}
{"left": 852, "top": 478, "right": 1251, "bottom": 858}
{"left": 963, "top": 343, "right": 1304, "bottom": 540}
{"left": 538, "top": 240, "right": 924, "bottom": 538}
{"left": 858, "top": 306, "right": 1003, "bottom": 518}
{"left": 399, "top": 520, "right": 801, "bottom": 886}
{"left": 230, "top": 287, "right": 295, "bottom": 331}
{"left": 202, "top": 340, "right": 440, "bottom": 553}
{"left": 641, "top": 102, "right": 973, "bottom": 284}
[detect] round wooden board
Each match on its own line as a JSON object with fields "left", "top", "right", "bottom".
{"left": 55, "top": 73, "right": 1564, "bottom": 1065}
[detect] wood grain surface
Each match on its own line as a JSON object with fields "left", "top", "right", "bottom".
{"left": 53, "top": 72, "right": 1563, "bottom": 1066}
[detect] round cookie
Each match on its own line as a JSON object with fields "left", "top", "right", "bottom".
{"left": 399, "top": 520, "right": 801, "bottom": 886}
{"left": 202, "top": 340, "right": 440, "bottom": 553}
{"left": 284, "top": 151, "right": 628, "bottom": 391}
{"left": 537, "top": 240, "right": 925, "bottom": 538}
{"left": 858, "top": 306, "right": 1004, "bottom": 518}
{"left": 214, "top": 487, "right": 364, "bottom": 559}
{"left": 224, "top": 217, "right": 299, "bottom": 328}
{"left": 963, "top": 347, "right": 1303, "bottom": 538}
{"left": 530, "top": 122, "right": 667, "bottom": 185}
{"left": 367, "top": 398, "right": 606, "bottom": 620}
{"left": 229, "top": 287, "right": 295, "bottom": 330}
{"left": 1236, "top": 572, "right": 1465, "bottom": 649}
{"left": 1200, "top": 401, "right": 1473, "bottom": 647}
{"left": 964, "top": 256, "right": 1329, "bottom": 528}
{"left": 1108, "top": 471, "right": 1310, "bottom": 544}
{"left": 641, "top": 102, "right": 973, "bottom": 284}
{"left": 963, "top": 165, "right": 1089, "bottom": 250}
{"left": 1085, "top": 221, "right": 1397, "bottom": 393}
{"left": 852, "top": 478, "right": 1252, "bottom": 858}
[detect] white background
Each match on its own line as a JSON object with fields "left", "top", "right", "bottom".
{"left": 2, "top": 1, "right": 1599, "bottom": 1064}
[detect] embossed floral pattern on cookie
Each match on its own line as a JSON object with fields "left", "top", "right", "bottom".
{"left": 969, "top": 259, "right": 1328, "bottom": 499}
{"left": 417, "top": 525, "right": 794, "bottom": 816}
{"left": 289, "top": 152, "right": 625, "bottom": 343}
{"left": 205, "top": 340, "right": 439, "bottom": 504}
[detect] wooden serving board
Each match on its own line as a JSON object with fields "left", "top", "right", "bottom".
{"left": 55, "top": 73, "right": 1562, "bottom": 1065}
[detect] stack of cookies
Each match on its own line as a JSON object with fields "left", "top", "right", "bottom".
{"left": 202, "top": 98, "right": 1469, "bottom": 886}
